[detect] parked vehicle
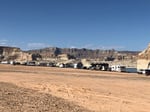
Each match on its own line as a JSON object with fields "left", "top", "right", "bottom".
{"left": 1, "top": 61, "right": 9, "bottom": 64}
{"left": 90, "top": 63, "right": 109, "bottom": 71}
{"left": 125, "top": 67, "right": 137, "bottom": 73}
{"left": 110, "top": 65, "right": 126, "bottom": 72}
{"left": 137, "top": 69, "right": 150, "bottom": 76}
{"left": 145, "top": 69, "right": 150, "bottom": 76}
{"left": 26, "top": 61, "right": 36, "bottom": 66}
{"left": 74, "top": 62, "right": 83, "bottom": 69}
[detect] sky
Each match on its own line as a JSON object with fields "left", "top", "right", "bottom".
{"left": 0, "top": 0, "right": 150, "bottom": 51}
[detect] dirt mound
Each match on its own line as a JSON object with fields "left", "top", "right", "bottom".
{"left": 0, "top": 82, "right": 91, "bottom": 112}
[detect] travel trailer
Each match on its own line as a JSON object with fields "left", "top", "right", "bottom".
{"left": 110, "top": 65, "right": 126, "bottom": 72}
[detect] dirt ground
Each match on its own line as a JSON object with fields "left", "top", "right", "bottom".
{"left": 0, "top": 64, "right": 150, "bottom": 112}
{"left": 0, "top": 82, "right": 90, "bottom": 112}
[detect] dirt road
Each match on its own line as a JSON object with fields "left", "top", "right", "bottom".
{"left": 0, "top": 64, "right": 150, "bottom": 112}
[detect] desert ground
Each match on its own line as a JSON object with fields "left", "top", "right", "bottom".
{"left": 0, "top": 64, "right": 150, "bottom": 112}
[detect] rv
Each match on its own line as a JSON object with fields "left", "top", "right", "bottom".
{"left": 1, "top": 61, "right": 9, "bottom": 64}
{"left": 111, "top": 65, "right": 126, "bottom": 72}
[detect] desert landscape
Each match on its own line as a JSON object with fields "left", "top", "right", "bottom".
{"left": 1, "top": 1, "right": 150, "bottom": 112}
{"left": 0, "top": 64, "right": 150, "bottom": 112}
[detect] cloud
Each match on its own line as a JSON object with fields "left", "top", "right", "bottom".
{"left": 0, "top": 39, "right": 8, "bottom": 45}
{"left": 70, "top": 46, "right": 77, "bottom": 49}
{"left": 0, "top": 39, "right": 51, "bottom": 50}
{"left": 79, "top": 44, "right": 125, "bottom": 50}
{"left": 0, "top": 39, "right": 20, "bottom": 48}
{"left": 99, "top": 45, "right": 125, "bottom": 50}
{"left": 27, "top": 43, "right": 51, "bottom": 49}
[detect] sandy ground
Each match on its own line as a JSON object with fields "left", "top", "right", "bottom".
{"left": 0, "top": 82, "right": 90, "bottom": 112}
{"left": 0, "top": 64, "right": 150, "bottom": 112}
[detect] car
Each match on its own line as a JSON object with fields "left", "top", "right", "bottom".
{"left": 145, "top": 69, "right": 150, "bottom": 76}
{"left": 137, "top": 69, "right": 150, "bottom": 76}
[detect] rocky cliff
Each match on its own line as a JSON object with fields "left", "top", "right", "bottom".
{"left": 0, "top": 46, "right": 139, "bottom": 63}
{"left": 27, "top": 47, "right": 139, "bottom": 61}
{"left": 137, "top": 43, "right": 150, "bottom": 70}
{"left": 0, "top": 46, "right": 32, "bottom": 62}
{"left": 138, "top": 43, "right": 150, "bottom": 60}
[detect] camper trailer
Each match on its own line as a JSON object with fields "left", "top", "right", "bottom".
{"left": 111, "top": 65, "right": 126, "bottom": 72}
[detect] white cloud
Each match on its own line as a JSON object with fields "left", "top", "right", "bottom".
{"left": 81, "top": 44, "right": 95, "bottom": 49}
{"left": 0, "top": 39, "right": 8, "bottom": 46}
{"left": 99, "top": 45, "right": 125, "bottom": 50}
{"left": 0, "top": 39, "right": 20, "bottom": 48}
{"left": 70, "top": 46, "right": 77, "bottom": 49}
{"left": 79, "top": 44, "right": 125, "bottom": 50}
{"left": 27, "top": 43, "right": 51, "bottom": 49}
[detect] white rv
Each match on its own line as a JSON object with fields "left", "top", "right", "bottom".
{"left": 111, "top": 65, "right": 126, "bottom": 72}
{"left": 1, "top": 61, "right": 9, "bottom": 64}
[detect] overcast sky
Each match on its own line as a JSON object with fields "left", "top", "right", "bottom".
{"left": 0, "top": 0, "right": 150, "bottom": 51}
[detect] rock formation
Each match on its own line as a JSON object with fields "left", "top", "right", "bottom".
{"left": 0, "top": 46, "right": 139, "bottom": 67}
{"left": 0, "top": 46, "right": 32, "bottom": 62}
{"left": 28, "top": 47, "right": 138, "bottom": 61}
{"left": 137, "top": 43, "right": 150, "bottom": 70}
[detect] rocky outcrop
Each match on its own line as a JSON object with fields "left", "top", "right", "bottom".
{"left": 0, "top": 46, "right": 138, "bottom": 65}
{"left": 138, "top": 43, "right": 150, "bottom": 60}
{"left": 27, "top": 47, "right": 138, "bottom": 61}
{"left": 0, "top": 46, "right": 32, "bottom": 62}
{"left": 27, "top": 47, "right": 117, "bottom": 59}
{"left": 137, "top": 43, "right": 150, "bottom": 70}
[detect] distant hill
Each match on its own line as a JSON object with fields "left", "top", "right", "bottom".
{"left": 0, "top": 46, "right": 140, "bottom": 62}
{"left": 27, "top": 47, "right": 139, "bottom": 61}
